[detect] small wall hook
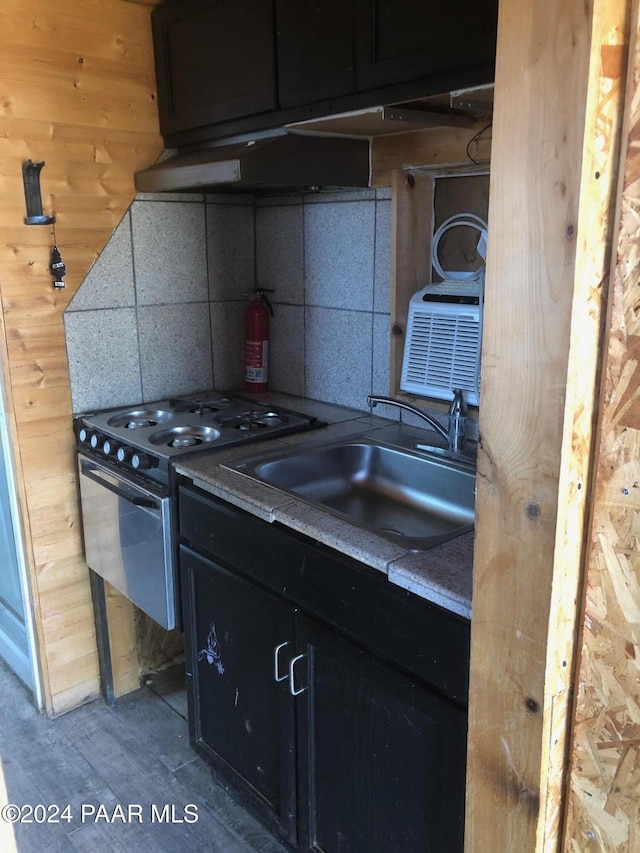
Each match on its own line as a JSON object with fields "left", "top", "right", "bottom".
{"left": 22, "top": 160, "right": 56, "bottom": 225}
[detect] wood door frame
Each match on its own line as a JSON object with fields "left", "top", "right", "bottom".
{"left": 465, "top": 0, "right": 631, "bottom": 850}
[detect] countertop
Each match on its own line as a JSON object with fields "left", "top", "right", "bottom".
{"left": 174, "top": 392, "right": 474, "bottom": 620}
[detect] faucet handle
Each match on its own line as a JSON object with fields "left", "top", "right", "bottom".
{"left": 448, "top": 390, "right": 468, "bottom": 453}
{"left": 449, "top": 389, "right": 468, "bottom": 416}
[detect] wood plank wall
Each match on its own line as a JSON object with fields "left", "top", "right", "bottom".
{"left": 465, "top": 0, "right": 629, "bottom": 850}
{"left": 564, "top": 2, "right": 640, "bottom": 847}
{"left": 0, "top": 0, "right": 162, "bottom": 714}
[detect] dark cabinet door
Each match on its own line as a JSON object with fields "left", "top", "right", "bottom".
{"left": 152, "top": 0, "right": 277, "bottom": 138}
{"left": 276, "top": 0, "right": 357, "bottom": 108}
{"left": 180, "top": 545, "right": 297, "bottom": 845}
{"left": 295, "top": 613, "right": 467, "bottom": 853}
{"left": 355, "top": 0, "right": 498, "bottom": 92}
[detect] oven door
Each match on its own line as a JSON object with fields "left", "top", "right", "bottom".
{"left": 78, "top": 453, "right": 176, "bottom": 630}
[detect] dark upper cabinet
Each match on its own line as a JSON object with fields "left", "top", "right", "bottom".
{"left": 355, "top": 0, "right": 499, "bottom": 91}
{"left": 151, "top": 0, "right": 277, "bottom": 138}
{"left": 276, "top": 0, "right": 357, "bottom": 108}
{"left": 152, "top": 0, "right": 497, "bottom": 144}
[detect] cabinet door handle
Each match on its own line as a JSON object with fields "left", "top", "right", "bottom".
{"left": 273, "top": 641, "right": 290, "bottom": 682}
{"left": 288, "top": 653, "right": 308, "bottom": 696}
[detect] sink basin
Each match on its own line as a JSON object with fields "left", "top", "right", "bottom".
{"left": 230, "top": 438, "right": 475, "bottom": 550}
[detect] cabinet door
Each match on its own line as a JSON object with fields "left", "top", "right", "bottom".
{"left": 180, "top": 545, "right": 297, "bottom": 844}
{"left": 355, "top": 0, "right": 498, "bottom": 92}
{"left": 276, "top": 0, "right": 357, "bottom": 108}
{"left": 295, "top": 613, "right": 467, "bottom": 853}
{"left": 152, "top": 0, "right": 277, "bottom": 138}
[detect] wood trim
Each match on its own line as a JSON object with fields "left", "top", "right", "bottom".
{"left": 104, "top": 583, "right": 140, "bottom": 699}
{"left": 390, "top": 170, "right": 433, "bottom": 397}
{"left": 372, "top": 123, "right": 491, "bottom": 188}
{"left": 465, "top": 0, "right": 629, "bottom": 849}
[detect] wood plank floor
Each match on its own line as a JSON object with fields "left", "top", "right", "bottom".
{"left": 0, "top": 659, "right": 286, "bottom": 853}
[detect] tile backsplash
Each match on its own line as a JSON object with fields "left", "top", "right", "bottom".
{"left": 64, "top": 186, "right": 394, "bottom": 416}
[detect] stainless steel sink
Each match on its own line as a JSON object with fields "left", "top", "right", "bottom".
{"left": 230, "top": 437, "right": 475, "bottom": 550}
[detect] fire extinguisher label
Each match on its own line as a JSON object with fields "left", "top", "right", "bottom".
{"left": 245, "top": 340, "right": 268, "bottom": 383}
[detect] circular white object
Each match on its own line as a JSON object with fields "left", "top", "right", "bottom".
{"left": 432, "top": 213, "right": 488, "bottom": 282}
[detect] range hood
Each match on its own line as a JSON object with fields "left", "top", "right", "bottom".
{"left": 134, "top": 131, "right": 371, "bottom": 194}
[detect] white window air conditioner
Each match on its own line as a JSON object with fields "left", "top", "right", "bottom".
{"left": 400, "top": 214, "right": 487, "bottom": 408}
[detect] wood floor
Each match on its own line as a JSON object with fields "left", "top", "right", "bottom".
{"left": 0, "top": 659, "right": 286, "bottom": 853}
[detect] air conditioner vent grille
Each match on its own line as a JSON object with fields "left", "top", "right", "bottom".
{"left": 400, "top": 303, "right": 481, "bottom": 405}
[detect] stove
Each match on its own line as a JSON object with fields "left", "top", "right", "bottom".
{"left": 75, "top": 392, "right": 321, "bottom": 630}
{"left": 75, "top": 391, "right": 318, "bottom": 481}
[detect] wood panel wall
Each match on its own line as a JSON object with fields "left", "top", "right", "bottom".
{"left": 564, "top": 2, "right": 640, "bottom": 847}
{"left": 465, "top": 0, "right": 629, "bottom": 850}
{"left": 0, "top": 0, "right": 162, "bottom": 714}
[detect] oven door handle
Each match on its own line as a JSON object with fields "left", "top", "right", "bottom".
{"left": 80, "top": 461, "right": 161, "bottom": 510}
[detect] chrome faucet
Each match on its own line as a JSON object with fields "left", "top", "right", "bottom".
{"left": 367, "top": 392, "right": 468, "bottom": 454}
{"left": 447, "top": 389, "right": 468, "bottom": 454}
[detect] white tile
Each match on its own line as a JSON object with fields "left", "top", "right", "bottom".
{"left": 131, "top": 200, "right": 207, "bottom": 305}
{"left": 268, "top": 304, "right": 305, "bottom": 396}
{"left": 255, "top": 195, "right": 302, "bottom": 208}
{"left": 372, "top": 313, "right": 395, "bottom": 401}
{"left": 135, "top": 192, "right": 206, "bottom": 202}
{"left": 304, "top": 189, "right": 376, "bottom": 203}
{"left": 64, "top": 309, "right": 142, "bottom": 413}
{"left": 304, "top": 201, "right": 375, "bottom": 311}
{"left": 205, "top": 194, "right": 255, "bottom": 205}
{"left": 207, "top": 204, "right": 255, "bottom": 300}
{"left": 255, "top": 205, "right": 304, "bottom": 304}
{"left": 66, "top": 212, "right": 135, "bottom": 311}
{"left": 210, "top": 302, "right": 245, "bottom": 390}
{"left": 374, "top": 198, "right": 391, "bottom": 312}
{"left": 305, "top": 307, "right": 372, "bottom": 411}
{"left": 401, "top": 404, "right": 448, "bottom": 433}
{"left": 138, "top": 303, "right": 213, "bottom": 401}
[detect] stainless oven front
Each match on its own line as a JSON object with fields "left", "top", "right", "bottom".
{"left": 78, "top": 453, "right": 176, "bottom": 630}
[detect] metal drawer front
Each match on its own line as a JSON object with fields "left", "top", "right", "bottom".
{"left": 78, "top": 454, "right": 175, "bottom": 629}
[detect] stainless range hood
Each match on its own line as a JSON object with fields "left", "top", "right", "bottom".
{"left": 134, "top": 131, "right": 371, "bottom": 194}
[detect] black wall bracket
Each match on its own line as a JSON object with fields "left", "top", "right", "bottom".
{"left": 22, "top": 159, "right": 56, "bottom": 225}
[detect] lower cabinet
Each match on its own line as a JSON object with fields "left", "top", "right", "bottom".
{"left": 295, "top": 614, "right": 466, "bottom": 852}
{"left": 181, "top": 547, "right": 297, "bottom": 844}
{"left": 179, "top": 484, "right": 468, "bottom": 852}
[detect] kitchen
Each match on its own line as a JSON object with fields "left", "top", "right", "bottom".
{"left": 0, "top": 0, "right": 637, "bottom": 851}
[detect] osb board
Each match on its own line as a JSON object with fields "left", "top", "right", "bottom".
{"left": 565, "top": 2, "right": 640, "bottom": 847}
{"left": 0, "top": 0, "right": 163, "bottom": 714}
{"left": 465, "top": 0, "right": 628, "bottom": 850}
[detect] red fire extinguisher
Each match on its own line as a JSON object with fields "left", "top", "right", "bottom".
{"left": 244, "top": 289, "right": 274, "bottom": 393}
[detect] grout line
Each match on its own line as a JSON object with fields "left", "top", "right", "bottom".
{"left": 204, "top": 200, "right": 216, "bottom": 389}
{"left": 129, "top": 207, "right": 145, "bottom": 403}
{"left": 371, "top": 197, "right": 378, "bottom": 396}
{"left": 301, "top": 196, "right": 307, "bottom": 399}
